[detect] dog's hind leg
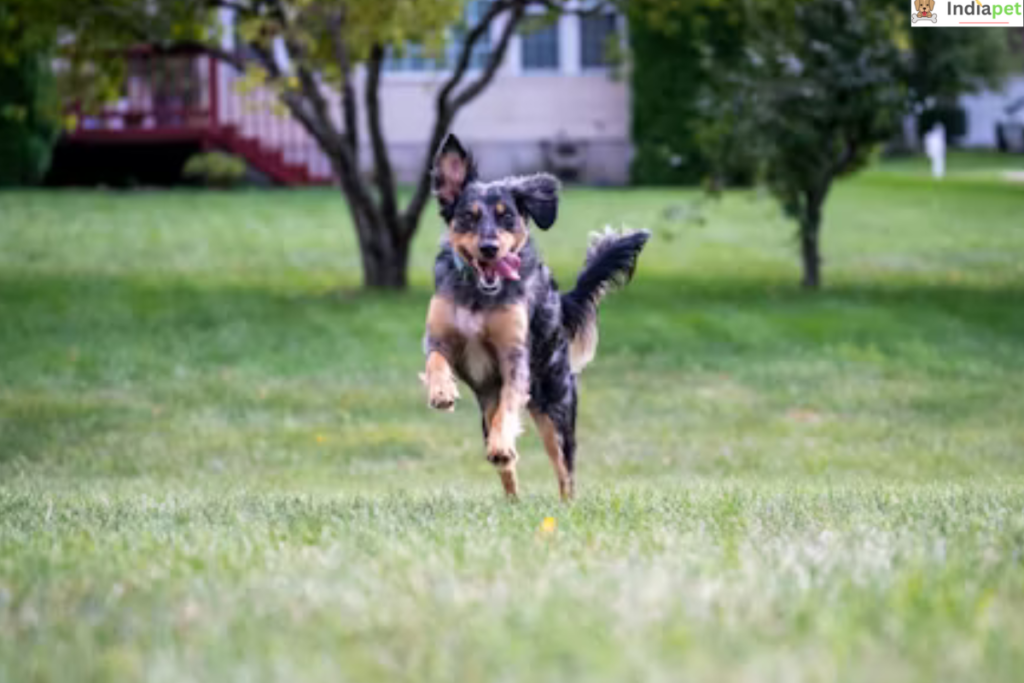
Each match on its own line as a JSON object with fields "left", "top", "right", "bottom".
{"left": 531, "top": 387, "right": 577, "bottom": 501}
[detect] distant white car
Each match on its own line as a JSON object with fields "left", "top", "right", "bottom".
{"left": 996, "top": 97, "right": 1024, "bottom": 153}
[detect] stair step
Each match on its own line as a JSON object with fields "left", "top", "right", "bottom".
{"left": 211, "top": 126, "right": 334, "bottom": 186}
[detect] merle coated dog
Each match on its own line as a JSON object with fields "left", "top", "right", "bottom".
{"left": 422, "top": 134, "right": 649, "bottom": 499}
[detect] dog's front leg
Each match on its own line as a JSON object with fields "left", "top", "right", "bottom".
{"left": 485, "top": 305, "right": 529, "bottom": 498}
{"left": 423, "top": 296, "right": 460, "bottom": 411}
{"left": 424, "top": 349, "right": 459, "bottom": 411}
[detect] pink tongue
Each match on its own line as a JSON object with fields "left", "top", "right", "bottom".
{"left": 495, "top": 254, "right": 521, "bottom": 281}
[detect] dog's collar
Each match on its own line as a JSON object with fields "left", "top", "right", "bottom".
{"left": 452, "top": 250, "right": 470, "bottom": 277}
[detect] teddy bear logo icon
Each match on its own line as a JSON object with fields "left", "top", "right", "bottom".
{"left": 912, "top": 0, "right": 939, "bottom": 23}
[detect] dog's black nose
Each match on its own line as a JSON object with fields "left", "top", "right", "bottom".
{"left": 479, "top": 243, "right": 499, "bottom": 260}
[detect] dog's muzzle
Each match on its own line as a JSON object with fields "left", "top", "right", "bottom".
{"left": 474, "top": 253, "right": 521, "bottom": 295}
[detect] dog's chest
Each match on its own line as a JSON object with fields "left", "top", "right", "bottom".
{"left": 452, "top": 306, "right": 497, "bottom": 385}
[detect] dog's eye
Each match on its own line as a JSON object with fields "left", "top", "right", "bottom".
{"left": 498, "top": 211, "right": 516, "bottom": 230}
{"left": 454, "top": 210, "right": 478, "bottom": 231}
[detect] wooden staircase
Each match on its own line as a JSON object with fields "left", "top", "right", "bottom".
{"left": 208, "top": 125, "right": 331, "bottom": 186}
{"left": 63, "top": 48, "right": 337, "bottom": 187}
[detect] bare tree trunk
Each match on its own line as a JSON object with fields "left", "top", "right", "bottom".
{"left": 799, "top": 192, "right": 824, "bottom": 290}
{"left": 352, "top": 208, "right": 412, "bottom": 290}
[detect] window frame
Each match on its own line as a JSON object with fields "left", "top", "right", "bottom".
{"left": 381, "top": 1, "right": 496, "bottom": 80}
{"left": 578, "top": 11, "right": 621, "bottom": 73}
{"left": 518, "top": 12, "right": 561, "bottom": 74}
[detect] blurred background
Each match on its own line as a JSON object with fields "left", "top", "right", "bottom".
{"left": 2, "top": 2, "right": 1024, "bottom": 681}
{"left": 3, "top": 0, "right": 1022, "bottom": 285}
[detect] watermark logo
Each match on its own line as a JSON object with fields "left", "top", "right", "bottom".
{"left": 912, "top": 0, "right": 1024, "bottom": 26}
{"left": 913, "top": 0, "right": 939, "bottom": 23}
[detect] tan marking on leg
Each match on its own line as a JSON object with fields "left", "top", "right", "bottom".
{"left": 483, "top": 395, "right": 518, "bottom": 499}
{"left": 479, "top": 393, "right": 520, "bottom": 490}
{"left": 483, "top": 304, "right": 528, "bottom": 468}
{"left": 426, "top": 295, "right": 457, "bottom": 339}
{"left": 424, "top": 351, "right": 459, "bottom": 411}
{"left": 423, "top": 296, "right": 460, "bottom": 411}
{"left": 531, "top": 410, "right": 574, "bottom": 501}
{"left": 498, "top": 467, "right": 519, "bottom": 500}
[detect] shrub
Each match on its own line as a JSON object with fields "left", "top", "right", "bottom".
{"left": 182, "top": 151, "right": 247, "bottom": 188}
{"left": 0, "top": 50, "right": 60, "bottom": 187}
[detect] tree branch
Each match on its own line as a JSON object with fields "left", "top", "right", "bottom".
{"left": 830, "top": 135, "right": 858, "bottom": 178}
{"left": 257, "top": 0, "right": 386, "bottom": 233}
{"left": 451, "top": 3, "right": 523, "bottom": 110}
{"left": 328, "top": 11, "right": 359, "bottom": 158}
{"left": 366, "top": 43, "right": 400, "bottom": 232}
{"left": 437, "top": 0, "right": 512, "bottom": 107}
{"left": 160, "top": 40, "right": 248, "bottom": 71}
{"left": 403, "top": 0, "right": 527, "bottom": 230}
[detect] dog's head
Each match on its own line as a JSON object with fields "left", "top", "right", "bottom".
{"left": 914, "top": 0, "right": 934, "bottom": 13}
{"left": 432, "top": 134, "right": 559, "bottom": 296}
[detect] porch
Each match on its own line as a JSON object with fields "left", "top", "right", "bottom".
{"left": 58, "top": 47, "right": 334, "bottom": 186}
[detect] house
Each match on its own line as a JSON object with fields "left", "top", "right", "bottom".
{"left": 960, "top": 75, "right": 1024, "bottom": 148}
{"left": 53, "top": 2, "right": 630, "bottom": 187}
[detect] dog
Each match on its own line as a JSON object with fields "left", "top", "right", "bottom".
{"left": 422, "top": 134, "right": 649, "bottom": 500}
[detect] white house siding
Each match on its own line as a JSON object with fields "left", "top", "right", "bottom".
{"left": 371, "top": 73, "right": 630, "bottom": 184}
{"left": 960, "top": 75, "right": 1024, "bottom": 148}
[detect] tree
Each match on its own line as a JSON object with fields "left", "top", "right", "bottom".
{"left": 695, "top": 0, "right": 908, "bottom": 289}
{"left": 0, "top": 5, "right": 61, "bottom": 186}
{"left": 7, "top": 0, "right": 581, "bottom": 289}
{"left": 907, "top": 28, "right": 1012, "bottom": 145}
{"left": 908, "top": 29, "right": 1012, "bottom": 111}
{"left": 626, "top": 0, "right": 752, "bottom": 186}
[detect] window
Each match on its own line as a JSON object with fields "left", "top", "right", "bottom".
{"left": 384, "top": 1, "right": 491, "bottom": 72}
{"left": 580, "top": 13, "right": 618, "bottom": 69}
{"left": 520, "top": 20, "right": 559, "bottom": 71}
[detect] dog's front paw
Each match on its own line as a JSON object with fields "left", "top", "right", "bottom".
{"left": 427, "top": 374, "right": 459, "bottom": 412}
{"left": 486, "top": 436, "right": 518, "bottom": 470}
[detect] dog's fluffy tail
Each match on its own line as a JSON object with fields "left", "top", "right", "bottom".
{"left": 561, "top": 227, "right": 650, "bottom": 374}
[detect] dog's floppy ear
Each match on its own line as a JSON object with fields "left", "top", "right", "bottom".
{"left": 512, "top": 173, "right": 560, "bottom": 230}
{"left": 432, "top": 133, "right": 476, "bottom": 216}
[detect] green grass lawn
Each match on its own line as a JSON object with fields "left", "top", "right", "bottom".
{"left": 1, "top": 152, "right": 1024, "bottom": 681}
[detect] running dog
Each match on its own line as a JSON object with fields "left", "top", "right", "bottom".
{"left": 422, "top": 134, "right": 649, "bottom": 499}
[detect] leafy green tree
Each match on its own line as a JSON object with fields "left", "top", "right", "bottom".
{"left": 908, "top": 29, "right": 1012, "bottom": 111}
{"left": 0, "top": 7, "right": 61, "bottom": 187}
{"left": 696, "top": 0, "right": 908, "bottom": 289}
{"left": 907, "top": 28, "right": 1012, "bottom": 144}
{"left": 626, "top": 0, "right": 750, "bottom": 186}
{"left": 7, "top": 0, "right": 580, "bottom": 289}
{"left": 629, "top": 0, "right": 1011, "bottom": 288}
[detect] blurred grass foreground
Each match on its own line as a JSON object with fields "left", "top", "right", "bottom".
{"left": 1, "top": 153, "right": 1024, "bottom": 681}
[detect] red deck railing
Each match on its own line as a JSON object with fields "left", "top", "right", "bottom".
{"left": 66, "top": 47, "right": 334, "bottom": 185}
